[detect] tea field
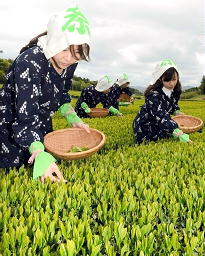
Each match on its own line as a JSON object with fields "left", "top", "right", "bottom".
{"left": 0, "top": 99, "right": 205, "bottom": 255}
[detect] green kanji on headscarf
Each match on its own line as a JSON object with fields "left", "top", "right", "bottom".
{"left": 62, "top": 7, "right": 90, "bottom": 35}
{"left": 160, "top": 59, "right": 176, "bottom": 67}
{"left": 123, "top": 73, "right": 129, "bottom": 80}
{"left": 104, "top": 75, "right": 112, "bottom": 84}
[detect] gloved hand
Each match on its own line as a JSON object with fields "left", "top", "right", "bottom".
{"left": 58, "top": 103, "right": 90, "bottom": 133}
{"left": 28, "top": 141, "right": 56, "bottom": 179}
{"left": 58, "top": 103, "right": 82, "bottom": 125}
{"left": 173, "top": 110, "right": 185, "bottom": 116}
{"left": 178, "top": 133, "right": 190, "bottom": 142}
{"left": 109, "top": 106, "right": 123, "bottom": 116}
{"left": 172, "top": 128, "right": 190, "bottom": 143}
{"left": 81, "top": 102, "right": 91, "bottom": 113}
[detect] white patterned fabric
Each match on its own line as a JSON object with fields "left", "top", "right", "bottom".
{"left": 0, "top": 46, "right": 77, "bottom": 168}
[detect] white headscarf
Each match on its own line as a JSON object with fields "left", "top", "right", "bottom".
{"left": 95, "top": 76, "right": 113, "bottom": 92}
{"left": 116, "top": 73, "right": 129, "bottom": 86}
{"left": 151, "top": 59, "right": 178, "bottom": 85}
{"left": 38, "top": 5, "right": 90, "bottom": 59}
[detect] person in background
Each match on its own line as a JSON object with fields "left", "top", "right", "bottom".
{"left": 0, "top": 5, "right": 91, "bottom": 182}
{"left": 132, "top": 59, "right": 191, "bottom": 144}
{"left": 75, "top": 75, "right": 123, "bottom": 117}
{"left": 107, "top": 73, "right": 133, "bottom": 109}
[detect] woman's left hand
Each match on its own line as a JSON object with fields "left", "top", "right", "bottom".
{"left": 72, "top": 122, "right": 90, "bottom": 133}
{"left": 40, "top": 163, "right": 67, "bottom": 183}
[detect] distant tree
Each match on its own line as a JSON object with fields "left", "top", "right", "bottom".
{"left": 71, "top": 80, "right": 82, "bottom": 91}
{"left": 71, "top": 76, "right": 97, "bottom": 91}
{"left": 199, "top": 75, "right": 205, "bottom": 94}
{"left": 184, "top": 87, "right": 199, "bottom": 93}
{"left": 0, "top": 58, "right": 11, "bottom": 73}
{"left": 0, "top": 70, "right": 5, "bottom": 84}
{"left": 0, "top": 58, "right": 13, "bottom": 84}
{"left": 129, "top": 88, "right": 143, "bottom": 95}
{"left": 73, "top": 75, "right": 81, "bottom": 81}
{"left": 8, "top": 59, "right": 13, "bottom": 65}
{"left": 90, "top": 80, "right": 97, "bottom": 86}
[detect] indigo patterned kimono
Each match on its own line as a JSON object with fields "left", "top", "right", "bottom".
{"left": 107, "top": 83, "right": 132, "bottom": 109}
{"left": 133, "top": 89, "right": 179, "bottom": 144}
{"left": 75, "top": 85, "right": 111, "bottom": 117}
{"left": 0, "top": 46, "right": 77, "bottom": 168}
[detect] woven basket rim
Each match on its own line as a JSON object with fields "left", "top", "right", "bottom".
{"left": 90, "top": 107, "right": 109, "bottom": 112}
{"left": 44, "top": 128, "right": 106, "bottom": 157}
{"left": 172, "top": 114, "right": 203, "bottom": 126}
{"left": 118, "top": 93, "right": 131, "bottom": 102}
{"left": 88, "top": 108, "right": 109, "bottom": 118}
{"left": 172, "top": 114, "right": 203, "bottom": 133}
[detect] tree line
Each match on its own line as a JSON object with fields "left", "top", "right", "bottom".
{"left": 0, "top": 58, "right": 204, "bottom": 95}
{"left": 72, "top": 75, "right": 142, "bottom": 95}
{"left": 0, "top": 58, "right": 142, "bottom": 94}
{"left": 0, "top": 58, "right": 13, "bottom": 84}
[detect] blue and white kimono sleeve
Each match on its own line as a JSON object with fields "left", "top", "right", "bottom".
{"left": 11, "top": 60, "right": 44, "bottom": 148}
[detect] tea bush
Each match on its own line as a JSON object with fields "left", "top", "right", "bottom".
{"left": 0, "top": 99, "right": 204, "bottom": 255}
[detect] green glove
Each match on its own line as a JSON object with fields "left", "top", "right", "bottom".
{"left": 29, "top": 141, "right": 56, "bottom": 179}
{"left": 119, "top": 102, "right": 130, "bottom": 106}
{"left": 58, "top": 103, "right": 83, "bottom": 125}
{"left": 65, "top": 112, "right": 82, "bottom": 124}
{"left": 178, "top": 133, "right": 190, "bottom": 142}
{"left": 109, "top": 106, "right": 121, "bottom": 115}
{"left": 81, "top": 102, "right": 91, "bottom": 113}
{"left": 58, "top": 103, "right": 73, "bottom": 116}
{"left": 173, "top": 110, "right": 181, "bottom": 116}
{"left": 29, "top": 141, "right": 45, "bottom": 152}
{"left": 172, "top": 128, "right": 190, "bottom": 143}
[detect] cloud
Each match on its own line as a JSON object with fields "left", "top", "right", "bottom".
{"left": 0, "top": 0, "right": 204, "bottom": 89}
{"left": 196, "top": 53, "right": 205, "bottom": 73}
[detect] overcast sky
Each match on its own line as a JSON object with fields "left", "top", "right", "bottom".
{"left": 0, "top": 0, "right": 204, "bottom": 89}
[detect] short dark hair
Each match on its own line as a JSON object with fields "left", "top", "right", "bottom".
{"left": 69, "top": 44, "right": 90, "bottom": 62}
{"left": 144, "top": 67, "right": 182, "bottom": 100}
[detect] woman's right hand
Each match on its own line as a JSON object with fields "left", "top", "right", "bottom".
{"left": 40, "top": 163, "right": 67, "bottom": 183}
{"left": 72, "top": 122, "right": 90, "bottom": 133}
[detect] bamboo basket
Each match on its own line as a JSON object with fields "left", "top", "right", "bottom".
{"left": 118, "top": 93, "right": 131, "bottom": 102}
{"left": 88, "top": 108, "right": 109, "bottom": 118}
{"left": 44, "top": 128, "right": 106, "bottom": 160}
{"left": 172, "top": 115, "right": 203, "bottom": 133}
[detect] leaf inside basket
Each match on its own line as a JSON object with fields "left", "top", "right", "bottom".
{"left": 66, "top": 145, "right": 89, "bottom": 153}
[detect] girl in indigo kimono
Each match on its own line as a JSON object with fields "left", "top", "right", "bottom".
{"left": 75, "top": 76, "right": 123, "bottom": 117}
{"left": 0, "top": 5, "right": 91, "bottom": 182}
{"left": 133, "top": 59, "right": 191, "bottom": 144}
{"left": 108, "top": 73, "right": 133, "bottom": 110}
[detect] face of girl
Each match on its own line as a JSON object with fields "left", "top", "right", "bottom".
{"left": 162, "top": 72, "right": 178, "bottom": 90}
{"left": 52, "top": 45, "right": 81, "bottom": 69}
